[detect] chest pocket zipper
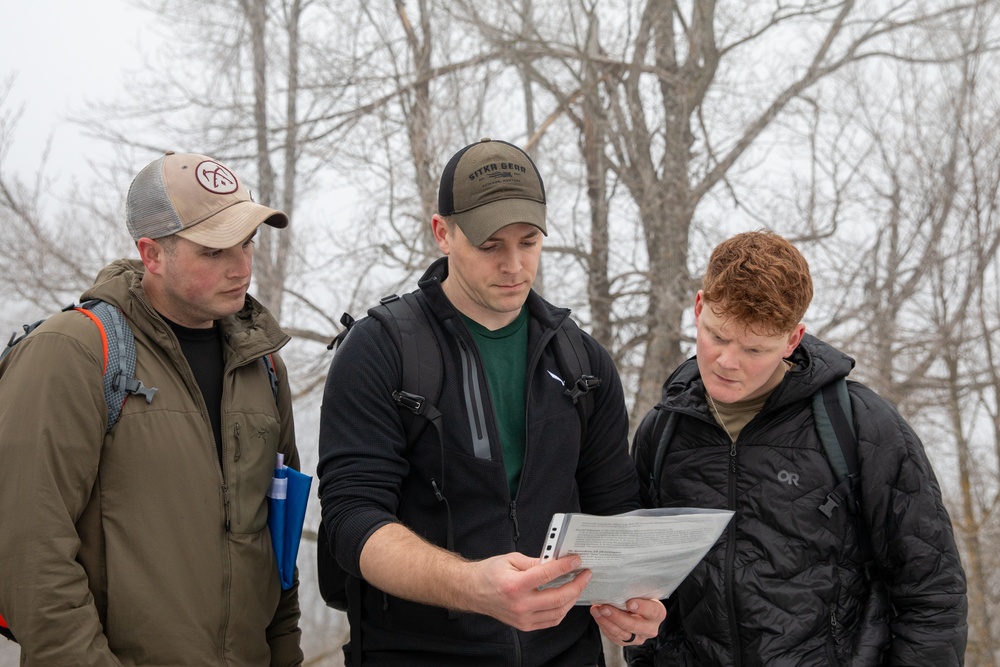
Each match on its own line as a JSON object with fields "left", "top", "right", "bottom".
{"left": 233, "top": 422, "right": 242, "bottom": 527}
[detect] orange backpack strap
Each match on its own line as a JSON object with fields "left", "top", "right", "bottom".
{"left": 72, "top": 300, "right": 157, "bottom": 431}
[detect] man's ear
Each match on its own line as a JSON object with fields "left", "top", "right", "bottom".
{"left": 432, "top": 215, "right": 451, "bottom": 255}
{"left": 694, "top": 291, "right": 705, "bottom": 323}
{"left": 137, "top": 237, "right": 165, "bottom": 274}
{"left": 784, "top": 323, "right": 806, "bottom": 357}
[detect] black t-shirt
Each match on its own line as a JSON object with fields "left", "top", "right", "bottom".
{"left": 165, "top": 318, "right": 224, "bottom": 465}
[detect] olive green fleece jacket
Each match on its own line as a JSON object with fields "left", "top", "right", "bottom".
{"left": 0, "top": 260, "right": 303, "bottom": 666}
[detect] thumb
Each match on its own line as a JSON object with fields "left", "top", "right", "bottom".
{"left": 530, "top": 553, "right": 585, "bottom": 588}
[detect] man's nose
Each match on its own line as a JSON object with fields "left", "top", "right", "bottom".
{"left": 229, "top": 247, "right": 252, "bottom": 278}
{"left": 716, "top": 347, "right": 740, "bottom": 369}
{"left": 499, "top": 246, "right": 521, "bottom": 272}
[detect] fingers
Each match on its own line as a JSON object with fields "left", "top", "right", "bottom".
{"left": 591, "top": 598, "right": 666, "bottom": 647}
{"left": 472, "top": 553, "right": 592, "bottom": 632}
{"left": 528, "top": 553, "right": 585, "bottom": 588}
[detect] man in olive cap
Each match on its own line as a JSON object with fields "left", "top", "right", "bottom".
{"left": 318, "top": 139, "right": 664, "bottom": 665}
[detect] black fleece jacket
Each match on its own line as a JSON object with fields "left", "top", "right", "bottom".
{"left": 318, "top": 258, "right": 640, "bottom": 666}
{"left": 628, "top": 334, "right": 967, "bottom": 666}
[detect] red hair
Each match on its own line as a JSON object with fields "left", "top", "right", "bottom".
{"left": 701, "top": 231, "right": 813, "bottom": 335}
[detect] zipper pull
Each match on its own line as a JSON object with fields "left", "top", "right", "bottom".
{"left": 222, "top": 484, "right": 232, "bottom": 532}
{"left": 234, "top": 422, "right": 242, "bottom": 462}
{"left": 509, "top": 501, "right": 520, "bottom": 543}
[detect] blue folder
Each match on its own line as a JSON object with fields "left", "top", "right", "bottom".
{"left": 267, "top": 453, "right": 313, "bottom": 590}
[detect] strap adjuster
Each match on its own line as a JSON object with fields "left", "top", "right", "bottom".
{"left": 565, "top": 374, "right": 601, "bottom": 403}
{"left": 392, "top": 390, "right": 425, "bottom": 414}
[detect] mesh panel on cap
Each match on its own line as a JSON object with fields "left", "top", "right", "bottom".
{"left": 126, "top": 156, "right": 183, "bottom": 240}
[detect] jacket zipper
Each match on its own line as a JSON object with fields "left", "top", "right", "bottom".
{"left": 223, "top": 483, "right": 232, "bottom": 532}
{"left": 233, "top": 422, "right": 242, "bottom": 527}
{"left": 726, "top": 436, "right": 741, "bottom": 667}
{"left": 511, "top": 328, "right": 557, "bottom": 666}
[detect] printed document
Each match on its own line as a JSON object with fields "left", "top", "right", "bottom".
{"left": 538, "top": 507, "right": 733, "bottom": 606}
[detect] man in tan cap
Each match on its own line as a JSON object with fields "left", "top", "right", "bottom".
{"left": 0, "top": 152, "right": 303, "bottom": 665}
{"left": 318, "top": 139, "right": 665, "bottom": 666}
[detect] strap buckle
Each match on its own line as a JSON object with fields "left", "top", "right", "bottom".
{"left": 392, "top": 390, "right": 425, "bottom": 415}
{"left": 565, "top": 374, "right": 601, "bottom": 403}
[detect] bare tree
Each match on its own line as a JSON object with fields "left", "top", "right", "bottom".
{"left": 3, "top": 1, "right": 1000, "bottom": 663}
{"left": 444, "top": 0, "right": 989, "bottom": 426}
{"left": 807, "top": 3, "right": 1000, "bottom": 660}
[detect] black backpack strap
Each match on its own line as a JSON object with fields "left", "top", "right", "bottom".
{"left": 372, "top": 293, "right": 444, "bottom": 448}
{"left": 336, "top": 292, "right": 455, "bottom": 647}
{"left": 815, "top": 378, "right": 858, "bottom": 518}
{"left": 375, "top": 293, "right": 452, "bottom": 548}
{"left": 551, "top": 318, "right": 600, "bottom": 436}
{"left": 814, "top": 378, "right": 876, "bottom": 576}
{"left": 260, "top": 353, "right": 279, "bottom": 403}
{"left": 648, "top": 408, "right": 679, "bottom": 508}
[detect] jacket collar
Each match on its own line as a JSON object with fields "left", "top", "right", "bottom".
{"left": 80, "top": 259, "right": 289, "bottom": 362}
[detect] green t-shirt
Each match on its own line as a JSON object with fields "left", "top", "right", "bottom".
{"left": 460, "top": 307, "right": 529, "bottom": 496}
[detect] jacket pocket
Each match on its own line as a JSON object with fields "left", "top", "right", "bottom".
{"left": 229, "top": 411, "right": 281, "bottom": 534}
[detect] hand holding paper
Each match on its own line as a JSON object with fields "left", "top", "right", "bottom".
{"left": 538, "top": 507, "right": 733, "bottom": 606}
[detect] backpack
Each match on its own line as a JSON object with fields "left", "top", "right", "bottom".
{"left": 1, "top": 300, "right": 159, "bottom": 430}
{"left": 641, "top": 376, "right": 875, "bottom": 567}
{"left": 0, "top": 301, "right": 280, "bottom": 643}
{"left": 316, "top": 292, "right": 600, "bottom": 616}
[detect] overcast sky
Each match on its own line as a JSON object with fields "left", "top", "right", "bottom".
{"left": 0, "top": 0, "right": 156, "bottom": 183}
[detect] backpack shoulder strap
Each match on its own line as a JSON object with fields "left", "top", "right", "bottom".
{"left": 73, "top": 301, "right": 157, "bottom": 432}
{"left": 370, "top": 292, "right": 443, "bottom": 448}
{"left": 813, "top": 377, "right": 877, "bottom": 575}
{"left": 261, "top": 353, "right": 279, "bottom": 403}
{"left": 354, "top": 293, "right": 454, "bottom": 641}
{"left": 814, "top": 377, "right": 859, "bottom": 518}
{"left": 648, "top": 408, "right": 679, "bottom": 508}
{"left": 551, "top": 318, "right": 600, "bottom": 436}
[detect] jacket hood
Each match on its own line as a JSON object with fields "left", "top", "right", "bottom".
{"left": 84, "top": 258, "right": 145, "bottom": 307}
{"left": 661, "top": 333, "right": 855, "bottom": 412}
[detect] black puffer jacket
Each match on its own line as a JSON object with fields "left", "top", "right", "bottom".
{"left": 629, "top": 335, "right": 967, "bottom": 666}
{"left": 318, "top": 258, "right": 640, "bottom": 666}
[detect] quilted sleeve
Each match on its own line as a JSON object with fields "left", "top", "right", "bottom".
{"left": 852, "top": 385, "right": 968, "bottom": 665}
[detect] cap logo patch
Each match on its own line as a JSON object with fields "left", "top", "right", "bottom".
{"left": 196, "top": 160, "right": 239, "bottom": 194}
{"left": 468, "top": 161, "right": 527, "bottom": 181}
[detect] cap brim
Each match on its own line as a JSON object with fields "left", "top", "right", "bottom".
{"left": 175, "top": 201, "right": 288, "bottom": 249}
{"left": 451, "top": 199, "right": 546, "bottom": 247}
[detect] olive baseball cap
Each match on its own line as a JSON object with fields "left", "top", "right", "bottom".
{"left": 437, "top": 138, "right": 547, "bottom": 246}
{"left": 126, "top": 151, "right": 288, "bottom": 249}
